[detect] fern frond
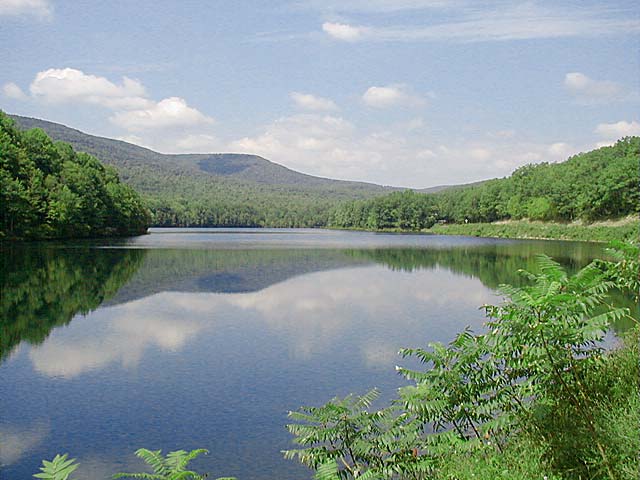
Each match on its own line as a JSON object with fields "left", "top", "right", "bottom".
{"left": 314, "top": 460, "right": 340, "bottom": 480}
{"left": 134, "top": 449, "right": 168, "bottom": 476}
{"left": 34, "top": 454, "right": 79, "bottom": 480}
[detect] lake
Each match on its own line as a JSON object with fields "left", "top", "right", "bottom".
{"left": 0, "top": 228, "right": 613, "bottom": 479}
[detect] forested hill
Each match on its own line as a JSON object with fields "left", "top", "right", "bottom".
{"left": 0, "top": 111, "right": 150, "bottom": 240}
{"left": 331, "top": 137, "right": 639, "bottom": 230}
{"left": 10, "top": 115, "right": 402, "bottom": 227}
{"left": 11, "top": 115, "right": 393, "bottom": 190}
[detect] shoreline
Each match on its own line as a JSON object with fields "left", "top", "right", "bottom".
{"left": 329, "top": 217, "right": 637, "bottom": 243}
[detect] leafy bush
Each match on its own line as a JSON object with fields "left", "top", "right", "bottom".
{"left": 285, "top": 244, "right": 639, "bottom": 480}
{"left": 33, "top": 454, "right": 79, "bottom": 480}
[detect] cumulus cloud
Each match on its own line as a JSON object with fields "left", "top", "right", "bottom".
{"left": 564, "top": 72, "right": 627, "bottom": 104}
{"left": 594, "top": 120, "right": 640, "bottom": 142}
{"left": 322, "top": 22, "right": 369, "bottom": 41}
{"left": 362, "top": 84, "right": 425, "bottom": 108}
{"left": 173, "top": 133, "right": 221, "bottom": 153}
{"left": 547, "top": 142, "right": 575, "bottom": 158}
{"left": 29, "top": 68, "right": 151, "bottom": 109}
{"left": 468, "top": 147, "right": 491, "bottom": 161}
{"left": 2, "top": 81, "right": 27, "bottom": 100}
{"left": 290, "top": 91, "right": 338, "bottom": 111}
{"left": 227, "top": 110, "right": 591, "bottom": 187}
{"left": 0, "top": 0, "right": 52, "bottom": 19}
{"left": 14, "top": 68, "right": 214, "bottom": 132}
{"left": 109, "top": 97, "right": 214, "bottom": 131}
{"left": 229, "top": 113, "right": 377, "bottom": 179}
{"left": 7, "top": 67, "right": 217, "bottom": 151}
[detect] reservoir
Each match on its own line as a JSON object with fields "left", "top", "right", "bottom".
{"left": 0, "top": 229, "right": 612, "bottom": 479}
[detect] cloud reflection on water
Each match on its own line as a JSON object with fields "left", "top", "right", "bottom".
{"left": 0, "top": 421, "right": 49, "bottom": 466}
{"left": 28, "top": 266, "right": 493, "bottom": 378}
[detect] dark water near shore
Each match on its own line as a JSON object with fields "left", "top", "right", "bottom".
{"left": 0, "top": 229, "right": 617, "bottom": 479}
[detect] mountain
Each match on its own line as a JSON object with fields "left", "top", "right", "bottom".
{"left": 417, "top": 179, "right": 488, "bottom": 194}
{"left": 10, "top": 114, "right": 410, "bottom": 227}
{"left": 11, "top": 115, "right": 399, "bottom": 191}
{"left": 12, "top": 115, "right": 403, "bottom": 190}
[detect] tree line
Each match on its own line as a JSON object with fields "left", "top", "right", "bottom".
{"left": 4, "top": 107, "right": 637, "bottom": 235}
{"left": 0, "top": 111, "right": 150, "bottom": 240}
{"left": 330, "top": 137, "right": 639, "bottom": 230}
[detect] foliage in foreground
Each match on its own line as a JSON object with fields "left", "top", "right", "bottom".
{"left": 285, "top": 243, "right": 639, "bottom": 480}
{"left": 114, "top": 448, "right": 210, "bottom": 480}
{"left": 33, "top": 448, "right": 230, "bottom": 480}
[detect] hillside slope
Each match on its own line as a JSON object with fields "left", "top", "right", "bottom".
{"left": 0, "top": 112, "right": 149, "bottom": 239}
{"left": 11, "top": 115, "right": 396, "bottom": 192}
{"left": 11, "top": 115, "right": 407, "bottom": 227}
{"left": 330, "top": 137, "right": 639, "bottom": 231}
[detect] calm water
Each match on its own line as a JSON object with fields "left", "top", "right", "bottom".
{"left": 0, "top": 229, "right": 611, "bottom": 479}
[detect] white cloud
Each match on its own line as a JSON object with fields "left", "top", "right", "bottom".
{"left": 0, "top": 0, "right": 52, "bottom": 19}
{"left": 116, "top": 134, "right": 146, "bottom": 146}
{"left": 322, "top": 22, "right": 369, "bottom": 41}
{"left": 174, "top": 133, "right": 220, "bottom": 153}
{"left": 290, "top": 91, "right": 338, "bottom": 111}
{"left": 362, "top": 84, "right": 425, "bottom": 108}
{"left": 7, "top": 68, "right": 216, "bottom": 147}
{"left": 361, "top": 340, "right": 400, "bottom": 368}
{"left": 403, "top": 117, "right": 426, "bottom": 131}
{"left": 468, "top": 147, "right": 491, "bottom": 161}
{"left": 230, "top": 113, "right": 369, "bottom": 177}
{"left": 547, "top": 142, "right": 574, "bottom": 158}
{"left": 564, "top": 72, "right": 627, "bottom": 104}
{"left": 2, "top": 81, "right": 27, "bottom": 100}
{"left": 594, "top": 120, "right": 640, "bottom": 140}
{"left": 29, "top": 68, "right": 151, "bottom": 109}
{"left": 109, "top": 97, "right": 214, "bottom": 131}
{"left": 316, "top": 3, "right": 640, "bottom": 43}
{"left": 228, "top": 110, "right": 594, "bottom": 187}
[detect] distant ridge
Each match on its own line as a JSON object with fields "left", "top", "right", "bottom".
{"left": 11, "top": 115, "right": 397, "bottom": 191}
{"left": 9, "top": 114, "right": 476, "bottom": 227}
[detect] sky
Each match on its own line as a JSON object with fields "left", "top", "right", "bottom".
{"left": 1, "top": 0, "right": 638, "bottom": 188}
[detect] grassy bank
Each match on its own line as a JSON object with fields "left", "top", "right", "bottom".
{"left": 426, "top": 217, "right": 638, "bottom": 243}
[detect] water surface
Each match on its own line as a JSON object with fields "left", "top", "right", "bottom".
{"left": 0, "top": 229, "right": 611, "bottom": 479}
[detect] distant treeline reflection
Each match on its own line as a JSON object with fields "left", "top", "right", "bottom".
{"left": 347, "top": 245, "right": 637, "bottom": 330}
{"left": 0, "top": 246, "right": 146, "bottom": 360}
{"left": 2, "top": 241, "right": 634, "bottom": 363}
{"left": 345, "top": 242, "right": 601, "bottom": 288}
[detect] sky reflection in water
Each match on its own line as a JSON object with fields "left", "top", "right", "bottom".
{"left": 0, "top": 230, "right": 606, "bottom": 480}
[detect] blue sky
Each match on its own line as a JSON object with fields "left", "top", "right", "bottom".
{"left": 1, "top": 0, "right": 638, "bottom": 187}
